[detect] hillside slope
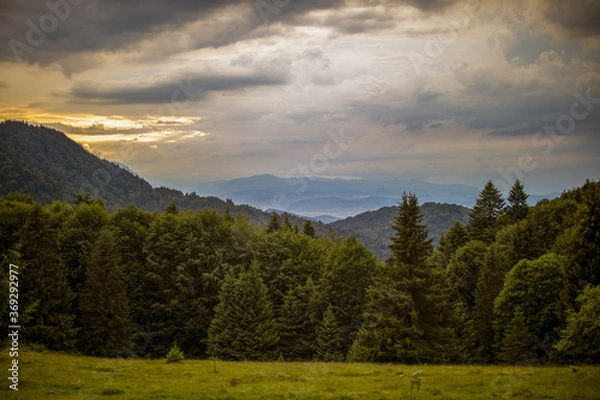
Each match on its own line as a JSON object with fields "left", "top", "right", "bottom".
{"left": 0, "top": 120, "right": 268, "bottom": 222}
{"left": 330, "top": 202, "right": 470, "bottom": 260}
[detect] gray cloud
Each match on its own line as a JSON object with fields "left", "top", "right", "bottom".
{"left": 537, "top": 0, "right": 600, "bottom": 38}
{"left": 0, "top": 0, "right": 347, "bottom": 68}
{"left": 66, "top": 72, "right": 288, "bottom": 105}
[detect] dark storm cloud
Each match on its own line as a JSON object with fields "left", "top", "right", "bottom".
{"left": 0, "top": 0, "right": 476, "bottom": 68}
{"left": 66, "top": 72, "right": 288, "bottom": 105}
{"left": 0, "top": 1, "right": 237, "bottom": 59}
{"left": 538, "top": 0, "right": 600, "bottom": 38}
{"left": 0, "top": 0, "right": 348, "bottom": 67}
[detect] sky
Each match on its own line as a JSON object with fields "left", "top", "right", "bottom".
{"left": 0, "top": 0, "right": 599, "bottom": 194}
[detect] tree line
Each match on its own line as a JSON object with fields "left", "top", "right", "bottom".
{"left": 1, "top": 179, "right": 598, "bottom": 364}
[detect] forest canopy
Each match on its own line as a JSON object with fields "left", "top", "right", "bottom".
{"left": 1, "top": 178, "right": 598, "bottom": 364}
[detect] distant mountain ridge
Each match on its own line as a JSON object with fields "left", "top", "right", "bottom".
{"left": 189, "top": 174, "right": 480, "bottom": 219}
{"left": 190, "top": 174, "right": 557, "bottom": 220}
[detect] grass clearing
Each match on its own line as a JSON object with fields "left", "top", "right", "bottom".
{"left": 1, "top": 350, "right": 599, "bottom": 399}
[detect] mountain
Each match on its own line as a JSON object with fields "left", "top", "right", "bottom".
{"left": 0, "top": 120, "right": 271, "bottom": 224}
{"left": 189, "top": 174, "right": 481, "bottom": 220}
{"left": 330, "top": 202, "right": 471, "bottom": 260}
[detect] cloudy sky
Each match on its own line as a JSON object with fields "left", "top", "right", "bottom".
{"left": 1, "top": 0, "right": 599, "bottom": 194}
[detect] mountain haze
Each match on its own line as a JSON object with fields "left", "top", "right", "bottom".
{"left": 190, "top": 174, "right": 557, "bottom": 220}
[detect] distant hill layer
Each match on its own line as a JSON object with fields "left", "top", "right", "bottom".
{"left": 330, "top": 202, "right": 470, "bottom": 260}
{"left": 189, "top": 174, "right": 558, "bottom": 220}
{"left": 189, "top": 174, "right": 480, "bottom": 219}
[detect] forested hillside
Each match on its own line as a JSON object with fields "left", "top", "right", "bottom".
{"left": 0, "top": 120, "right": 267, "bottom": 222}
{"left": 1, "top": 179, "right": 598, "bottom": 364}
{"left": 330, "top": 202, "right": 470, "bottom": 260}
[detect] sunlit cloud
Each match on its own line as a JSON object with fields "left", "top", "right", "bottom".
{"left": 0, "top": 0, "right": 598, "bottom": 193}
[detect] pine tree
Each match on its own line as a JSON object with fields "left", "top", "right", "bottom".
{"left": 18, "top": 205, "right": 77, "bottom": 351}
{"left": 468, "top": 181, "right": 505, "bottom": 243}
{"left": 321, "top": 236, "right": 378, "bottom": 354}
{"left": 208, "top": 262, "right": 279, "bottom": 360}
{"left": 315, "top": 306, "right": 343, "bottom": 361}
{"left": 303, "top": 220, "right": 316, "bottom": 238}
{"left": 78, "top": 228, "right": 132, "bottom": 357}
{"left": 498, "top": 308, "right": 534, "bottom": 364}
{"left": 165, "top": 201, "right": 178, "bottom": 214}
{"left": 439, "top": 220, "right": 469, "bottom": 264}
{"left": 266, "top": 211, "right": 281, "bottom": 233}
{"left": 282, "top": 213, "right": 293, "bottom": 230}
{"left": 278, "top": 278, "right": 320, "bottom": 360}
{"left": 505, "top": 179, "right": 529, "bottom": 223}
{"left": 350, "top": 193, "right": 456, "bottom": 363}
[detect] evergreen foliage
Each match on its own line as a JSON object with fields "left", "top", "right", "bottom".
{"left": 446, "top": 240, "right": 487, "bottom": 312}
{"left": 438, "top": 220, "right": 469, "bottom": 266}
{"left": 350, "top": 194, "right": 456, "bottom": 363}
{"left": 277, "top": 278, "right": 321, "bottom": 360}
{"left": 321, "top": 236, "right": 378, "bottom": 354}
{"left": 208, "top": 263, "right": 279, "bottom": 360}
{"left": 78, "top": 228, "right": 132, "bottom": 357}
{"left": 498, "top": 308, "right": 534, "bottom": 364}
{"left": 0, "top": 161, "right": 597, "bottom": 365}
{"left": 17, "top": 205, "right": 77, "bottom": 351}
{"left": 315, "top": 306, "right": 343, "bottom": 361}
{"left": 468, "top": 181, "right": 505, "bottom": 243}
{"left": 282, "top": 213, "right": 292, "bottom": 230}
{"left": 505, "top": 179, "right": 529, "bottom": 223}
{"left": 166, "top": 341, "right": 185, "bottom": 363}
{"left": 471, "top": 243, "right": 511, "bottom": 363}
{"left": 266, "top": 211, "right": 281, "bottom": 233}
{"left": 561, "top": 187, "right": 600, "bottom": 312}
{"left": 303, "top": 220, "right": 316, "bottom": 238}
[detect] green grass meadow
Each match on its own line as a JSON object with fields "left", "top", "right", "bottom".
{"left": 1, "top": 350, "right": 599, "bottom": 399}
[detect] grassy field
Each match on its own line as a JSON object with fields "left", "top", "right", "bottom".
{"left": 1, "top": 350, "right": 599, "bottom": 399}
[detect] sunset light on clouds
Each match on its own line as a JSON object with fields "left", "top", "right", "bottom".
{"left": 0, "top": 0, "right": 598, "bottom": 193}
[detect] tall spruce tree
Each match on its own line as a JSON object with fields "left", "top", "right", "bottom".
{"left": 321, "top": 236, "right": 378, "bottom": 355}
{"left": 78, "top": 228, "right": 132, "bottom": 357}
{"left": 282, "top": 213, "right": 293, "bottom": 230}
{"left": 505, "top": 179, "right": 529, "bottom": 223}
{"left": 468, "top": 181, "right": 505, "bottom": 243}
{"left": 208, "top": 262, "right": 279, "bottom": 360}
{"left": 315, "top": 306, "right": 343, "bottom": 361}
{"left": 438, "top": 220, "right": 469, "bottom": 266}
{"left": 349, "top": 193, "right": 456, "bottom": 363}
{"left": 498, "top": 308, "right": 534, "bottom": 364}
{"left": 18, "top": 204, "right": 77, "bottom": 351}
{"left": 303, "top": 220, "right": 316, "bottom": 238}
{"left": 278, "top": 278, "right": 321, "bottom": 360}
{"left": 266, "top": 211, "right": 281, "bottom": 233}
